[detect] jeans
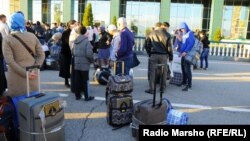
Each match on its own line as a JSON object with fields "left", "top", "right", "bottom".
{"left": 181, "top": 57, "right": 192, "bottom": 87}
{"left": 200, "top": 48, "right": 209, "bottom": 68}
{"left": 116, "top": 55, "right": 133, "bottom": 75}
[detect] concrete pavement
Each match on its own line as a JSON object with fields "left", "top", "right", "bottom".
{"left": 40, "top": 56, "right": 250, "bottom": 141}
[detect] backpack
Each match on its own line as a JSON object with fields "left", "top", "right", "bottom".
{"left": 0, "top": 96, "right": 18, "bottom": 141}
{"left": 193, "top": 38, "right": 203, "bottom": 54}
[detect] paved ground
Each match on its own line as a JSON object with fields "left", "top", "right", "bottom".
{"left": 40, "top": 55, "right": 250, "bottom": 141}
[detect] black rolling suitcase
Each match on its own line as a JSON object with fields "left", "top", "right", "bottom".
{"left": 130, "top": 64, "right": 169, "bottom": 140}
{"left": 106, "top": 62, "right": 133, "bottom": 127}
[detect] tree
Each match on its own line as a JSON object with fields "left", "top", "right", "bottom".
{"left": 54, "top": 4, "right": 62, "bottom": 24}
{"left": 112, "top": 16, "right": 117, "bottom": 26}
{"left": 82, "top": 3, "right": 93, "bottom": 26}
{"left": 213, "top": 28, "right": 222, "bottom": 41}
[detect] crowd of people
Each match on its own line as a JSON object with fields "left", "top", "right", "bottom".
{"left": 0, "top": 11, "right": 210, "bottom": 102}
{"left": 0, "top": 12, "right": 136, "bottom": 102}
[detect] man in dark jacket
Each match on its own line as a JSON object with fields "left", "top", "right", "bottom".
{"left": 144, "top": 22, "right": 173, "bottom": 94}
{"left": 116, "top": 17, "right": 134, "bottom": 75}
{"left": 72, "top": 26, "right": 94, "bottom": 101}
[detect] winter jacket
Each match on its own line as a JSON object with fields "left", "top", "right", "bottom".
{"left": 73, "top": 35, "right": 94, "bottom": 71}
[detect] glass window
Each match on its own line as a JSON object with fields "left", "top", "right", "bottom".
{"left": 51, "top": 0, "right": 63, "bottom": 24}
{"left": 87, "top": 0, "right": 110, "bottom": 26}
{"left": 125, "top": 1, "right": 160, "bottom": 36}
{"left": 222, "top": 0, "right": 250, "bottom": 39}
{"left": 77, "top": 0, "right": 86, "bottom": 23}
{"left": 0, "top": 0, "right": 10, "bottom": 18}
{"left": 42, "top": 0, "right": 50, "bottom": 23}
{"left": 170, "top": 2, "right": 204, "bottom": 32}
{"left": 10, "top": 0, "right": 20, "bottom": 14}
{"left": 33, "top": 0, "right": 42, "bottom": 23}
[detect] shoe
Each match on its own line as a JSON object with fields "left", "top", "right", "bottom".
{"left": 177, "top": 84, "right": 186, "bottom": 87}
{"left": 85, "top": 96, "right": 95, "bottom": 101}
{"left": 145, "top": 89, "right": 153, "bottom": 94}
{"left": 203, "top": 68, "right": 208, "bottom": 70}
{"left": 65, "top": 84, "right": 71, "bottom": 88}
{"left": 182, "top": 86, "right": 189, "bottom": 91}
{"left": 76, "top": 96, "right": 82, "bottom": 100}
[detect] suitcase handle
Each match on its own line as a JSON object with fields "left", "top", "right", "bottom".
{"left": 26, "top": 65, "right": 41, "bottom": 97}
{"left": 153, "top": 64, "right": 165, "bottom": 107}
{"left": 114, "top": 61, "right": 124, "bottom": 75}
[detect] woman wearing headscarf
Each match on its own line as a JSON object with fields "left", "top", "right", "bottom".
{"left": 2, "top": 11, "right": 45, "bottom": 97}
{"left": 59, "top": 20, "right": 76, "bottom": 87}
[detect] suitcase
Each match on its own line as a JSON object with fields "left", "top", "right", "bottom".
{"left": 94, "top": 67, "right": 111, "bottom": 85}
{"left": 106, "top": 61, "right": 133, "bottom": 94}
{"left": 106, "top": 94, "right": 133, "bottom": 127}
{"left": 169, "top": 72, "right": 183, "bottom": 85}
{"left": 18, "top": 65, "right": 65, "bottom": 141}
{"left": 46, "top": 57, "right": 60, "bottom": 70}
{"left": 130, "top": 64, "right": 169, "bottom": 140}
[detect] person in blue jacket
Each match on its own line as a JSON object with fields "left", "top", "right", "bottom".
{"left": 116, "top": 17, "right": 134, "bottom": 75}
{"left": 178, "top": 22, "right": 195, "bottom": 91}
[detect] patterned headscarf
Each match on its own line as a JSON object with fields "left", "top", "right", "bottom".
{"left": 9, "top": 11, "right": 26, "bottom": 32}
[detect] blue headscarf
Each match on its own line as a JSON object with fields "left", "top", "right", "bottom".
{"left": 9, "top": 11, "right": 26, "bottom": 32}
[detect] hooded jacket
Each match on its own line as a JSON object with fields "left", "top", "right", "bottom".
{"left": 73, "top": 35, "right": 94, "bottom": 71}
{"left": 179, "top": 22, "right": 195, "bottom": 53}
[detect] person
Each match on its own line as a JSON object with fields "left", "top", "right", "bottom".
{"left": 2, "top": 11, "right": 45, "bottom": 97}
{"left": 199, "top": 31, "right": 210, "bottom": 70}
{"left": 72, "top": 26, "right": 95, "bottom": 101}
{"left": 178, "top": 22, "right": 195, "bottom": 91}
{"left": 107, "top": 24, "right": 120, "bottom": 66}
{"left": 0, "top": 14, "right": 9, "bottom": 37}
{"left": 161, "top": 22, "right": 170, "bottom": 32}
{"left": 25, "top": 21, "right": 35, "bottom": 34}
{"left": 51, "top": 22, "right": 58, "bottom": 34}
{"left": 34, "top": 21, "right": 45, "bottom": 41}
{"left": 59, "top": 20, "right": 76, "bottom": 87}
{"left": 86, "top": 26, "right": 95, "bottom": 46}
{"left": 144, "top": 22, "right": 173, "bottom": 94}
{"left": 57, "top": 23, "right": 65, "bottom": 33}
{"left": 97, "top": 26, "right": 112, "bottom": 68}
{"left": 44, "top": 23, "right": 53, "bottom": 43}
{"left": 116, "top": 17, "right": 134, "bottom": 75}
{"left": 0, "top": 32, "right": 7, "bottom": 95}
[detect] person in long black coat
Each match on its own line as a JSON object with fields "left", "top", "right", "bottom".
{"left": 59, "top": 20, "right": 76, "bottom": 87}
{"left": 0, "top": 32, "right": 7, "bottom": 95}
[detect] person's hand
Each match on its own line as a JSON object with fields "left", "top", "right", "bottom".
{"left": 181, "top": 52, "right": 187, "bottom": 57}
{"left": 29, "top": 71, "right": 38, "bottom": 80}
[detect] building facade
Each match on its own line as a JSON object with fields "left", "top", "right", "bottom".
{"left": 0, "top": 0, "right": 250, "bottom": 40}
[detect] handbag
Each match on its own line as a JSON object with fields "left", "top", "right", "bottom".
{"left": 131, "top": 52, "right": 140, "bottom": 68}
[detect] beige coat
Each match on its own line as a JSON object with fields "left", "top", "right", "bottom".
{"left": 2, "top": 32, "right": 45, "bottom": 97}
